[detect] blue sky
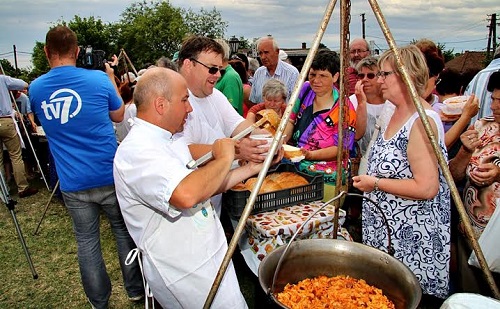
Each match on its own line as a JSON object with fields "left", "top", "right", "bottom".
{"left": 1, "top": 0, "right": 498, "bottom": 69}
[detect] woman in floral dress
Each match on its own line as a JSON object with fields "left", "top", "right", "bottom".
{"left": 353, "top": 45, "right": 451, "bottom": 299}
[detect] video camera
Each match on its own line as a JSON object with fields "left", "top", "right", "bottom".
{"left": 77, "top": 46, "right": 107, "bottom": 71}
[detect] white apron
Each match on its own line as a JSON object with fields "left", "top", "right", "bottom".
{"left": 142, "top": 200, "right": 247, "bottom": 309}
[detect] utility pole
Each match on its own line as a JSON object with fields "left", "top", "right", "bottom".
{"left": 13, "top": 45, "right": 19, "bottom": 75}
{"left": 486, "top": 14, "right": 496, "bottom": 58}
{"left": 493, "top": 13, "right": 497, "bottom": 52}
{"left": 361, "top": 13, "right": 366, "bottom": 39}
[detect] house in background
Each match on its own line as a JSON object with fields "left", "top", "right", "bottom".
{"left": 444, "top": 51, "right": 487, "bottom": 74}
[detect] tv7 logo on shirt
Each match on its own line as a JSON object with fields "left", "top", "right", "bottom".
{"left": 41, "top": 88, "right": 82, "bottom": 124}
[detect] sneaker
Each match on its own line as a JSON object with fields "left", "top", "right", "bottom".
{"left": 128, "top": 294, "right": 145, "bottom": 302}
{"left": 18, "top": 187, "right": 39, "bottom": 198}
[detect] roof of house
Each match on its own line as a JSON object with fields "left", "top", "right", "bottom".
{"left": 282, "top": 48, "right": 310, "bottom": 57}
{"left": 445, "top": 51, "right": 486, "bottom": 73}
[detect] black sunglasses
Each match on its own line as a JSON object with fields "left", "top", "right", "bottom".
{"left": 357, "top": 73, "right": 376, "bottom": 80}
{"left": 190, "top": 58, "right": 225, "bottom": 75}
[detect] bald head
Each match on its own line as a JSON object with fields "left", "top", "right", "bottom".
{"left": 134, "top": 67, "right": 191, "bottom": 133}
{"left": 134, "top": 67, "right": 173, "bottom": 111}
{"left": 349, "top": 38, "right": 371, "bottom": 67}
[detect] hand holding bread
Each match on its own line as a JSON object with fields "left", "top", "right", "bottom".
{"left": 283, "top": 145, "right": 306, "bottom": 162}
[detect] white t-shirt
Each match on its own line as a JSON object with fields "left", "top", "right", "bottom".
{"left": 181, "top": 89, "right": 245, "bottom": 214}
{"left": 349, "top": 94, "right": 360, "bottom": 110}
{"left": 182, "top": 89, "right": 244, "bottom": 144}
{"left": 115, "top": 103, "right": 137, "bottom": 142}
{"left": 114, "top": 118, "right": 247, "bottom": 309}
{"left": 357, "top": 100, "right": 395, "bottom": 175}
{"left": 359, "top": 102, "right": 388, "bottom": 155}
{"left": 349, "top": 94, "right": 390, "bottom": 155}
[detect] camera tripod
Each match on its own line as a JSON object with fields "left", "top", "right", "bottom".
{"left": 0, "top": 171, "right": 38, "bottom": 279}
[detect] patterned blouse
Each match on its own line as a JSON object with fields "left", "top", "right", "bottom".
{"left": 463, "top": 116, "right": 500, "bottom": 239}
{"left": 289, "top": 82, "right": 356, "bottom": 185}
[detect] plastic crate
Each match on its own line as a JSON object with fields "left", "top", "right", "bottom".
{"left": 222, "top": 164, "right": 324, "bottom": 218}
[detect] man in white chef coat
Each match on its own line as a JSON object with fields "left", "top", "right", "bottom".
{"left": 113, "top": 67, "right": 280, "bottom": 308}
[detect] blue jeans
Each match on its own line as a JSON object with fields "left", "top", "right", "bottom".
{"left": 62, "top": 185, "right": 143, "bottom": 308}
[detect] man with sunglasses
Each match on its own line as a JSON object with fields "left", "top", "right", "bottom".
{"left": 177, "top": 35, "right": 273, "bottom": 216}
{"left": 347, "top": 38, "right": 371, "bottom": 95}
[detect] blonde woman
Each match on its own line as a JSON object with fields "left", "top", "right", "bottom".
{"left": 353, "top": 45, "right": 451, "bottom": 300}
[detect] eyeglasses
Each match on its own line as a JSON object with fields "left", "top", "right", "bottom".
{"left": 350, "top": 49, "right": 369, "bottom": 55}
{"left": 376, "top": 71, "right": 395, "bottom": 80}
{"left": 357, "top": 72, "right": 376, "bottom": 80}
{"left": 190, "top": 58, "right": 225, "bottom": 75}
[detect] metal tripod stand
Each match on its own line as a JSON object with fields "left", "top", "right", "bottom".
{"left": 0, "top": 170, "right": 38, "bottom": 279}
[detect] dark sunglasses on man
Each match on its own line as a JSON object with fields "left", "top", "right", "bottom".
{"left": 190, "top": 58, "right": 225, "bottom": 76}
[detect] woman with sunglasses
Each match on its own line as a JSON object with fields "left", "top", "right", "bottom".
{"left": 349, "top": 56, "right": 387, "bottom": 159}
{"left": 352, "top": 45, "right": 451, "bottom": 303}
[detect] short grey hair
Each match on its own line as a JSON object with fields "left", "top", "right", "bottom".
{"left": 355, "top": 56, "right": 379, "bottom": 72}
{"left": 262, "top": 78, "right": 287, "bottom": 100}
{"left": 248, "top": 57, "right": 260, "bottom": 73}
{"left": 349, "top": 38, "right": 370, "bottom": 51}
{"left": 256, "top": 35, "right": 279, "bottom": 51}
{"left": 156, "top": 56, "right": 178, "bottom": 71}
{"left": 215, "top": 38, "right": 230, "bottom": 61}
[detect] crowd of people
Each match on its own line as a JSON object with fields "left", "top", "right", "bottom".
{"left": 2, "top": 23, "right": 499, "bottom": 308}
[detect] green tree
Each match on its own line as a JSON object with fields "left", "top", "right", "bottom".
{"left": 31, "top": 41, "right": 50, "bottom": 78}
{"left": 183, "top": 7, "right": 227, "bottom": 38}
{"left": 437, "top": 43, "right": 454, "bottom": 63}
{"left": 116, "top": 0, "right": 187, "bottom": 69}
{"left": 236, "top": 36, "right": 251, "bottom": 50}
{"left": 30, "top": 16, "right": 115, "bottom": 77}
{"left": 0, "top": 59, "right": 16, "bottom": 76}
{"left": 65, "top": 16, "right": 116, "bottom": 53}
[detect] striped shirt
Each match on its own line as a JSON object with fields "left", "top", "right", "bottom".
{"left": 249, "top": 59, "right": 299, "bottom": 104}
{"left": 464, "top": 58, "right": 500, "bottom": 124}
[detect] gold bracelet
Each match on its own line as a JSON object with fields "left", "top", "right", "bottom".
{"left": 374, "top": 177, "right": 381, "bottom": 191}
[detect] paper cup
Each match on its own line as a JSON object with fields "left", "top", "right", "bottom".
{"left": 250, "top": 134, "right": 285, "bottom": 156}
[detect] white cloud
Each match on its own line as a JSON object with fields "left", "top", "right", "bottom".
{"left": 1, "top": 0, "right": 497, "bottom": 69}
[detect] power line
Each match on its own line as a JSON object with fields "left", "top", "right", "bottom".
{"left": 433, "top": 19, "right": 487, "bottom": 40}
{"left": 441, "top": 38, "right": 488, "bottom": 44}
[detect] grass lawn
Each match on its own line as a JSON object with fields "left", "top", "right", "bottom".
{"left": 0, "top": 179, "right": 262, "bottom": 308}
{"left": 0, "top": 180, "right": 143, "bottom": 309}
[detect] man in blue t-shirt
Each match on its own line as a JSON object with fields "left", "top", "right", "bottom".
{"left": 29, "top": 25, "right": 143, "bottom": 308}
